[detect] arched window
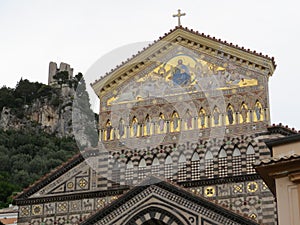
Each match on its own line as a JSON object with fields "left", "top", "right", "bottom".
{"left": 151, "top": 157, "right": 160, "bottom": 177}
{"left": 246, "top": 145, "right": 256, "bottom": 174}
{"left": 191, "top": 152, "right": 200, "bottom": 180}
{"left": 212, "top": 106, "right": 220, "bottom": 126}
{"left": 138, "top": 158, "right": 147, "bottom": 181}
{"left": 240, "top": 102, "right": 248, "bottom": 123}
{"left": 158, "top": 113, "right": 165, "bottom": 133}
{"left": 199, "top": 108, "right": 206, "bottom": 128}
{"left": 112, "top": 161, "right": 120, "bottom": 187}
{"left": 171, "top": 111, "right": 179, "bottom": 132}
{"left": 131, "top": 116, "right": 138, "bottom": 137}
{"left": 205, "top": 150, "right": 214, "bottom": 178}
{"left": 232, "top": 147, "right": 242, "bottom": 176}
{"left": 125, "top": 160, "right": 134, "bottom": 185}
{"left": 164, "top": 155, "right": 173, "bottom": 180}
{"left": 118, "top": 118, "right": 125, "bottom": 138}
{"left": 218, "top": 148, "right": 228, "bottom": 177}
{"left": 226, "top": 104, "right": 234, "bottom": 125}
{"left": 185, "top": 109, "right": 193, "bottom": 130}
{"left": 105, "top": 120, "right": 112, "bottom": 140}
{"left": 144, "top": 114, "right": 151, "bottom": 136}
{"left": 254, "top": 100, "right": 263, "bottom": 121}
{"left": 178, "top": 154, "right": 187, "bottom": 181}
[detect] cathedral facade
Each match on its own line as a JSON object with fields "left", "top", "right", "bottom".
{"left": 14, "top": 26, "right": 296, "bottom": 225}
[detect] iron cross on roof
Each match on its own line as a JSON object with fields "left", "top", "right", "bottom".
{"left": 173, "top": 9, "right": 186, "bottom": 26}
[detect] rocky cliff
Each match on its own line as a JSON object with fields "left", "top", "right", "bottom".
{"left": 0, "top": 84, "right": 74, "bottom": 137}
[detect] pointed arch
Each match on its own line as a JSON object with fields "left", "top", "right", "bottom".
{"left": 246, "top": 144, "right": 255, "bottom": 154}
{"left": 240, "top": 102, "right": 249, "bottom": 123}
{"left": 254, "top": 100, "right": 263, "bottom": 121}
{"left": 139, "top": 158, "right": 146, "bottom": 167}
{"left": 218, "top": 148, "right": 227, "bottom": 158}
{"left": 164, "top": 155, "right": 173, "bottom": 180}
{"left": 212, "top": 106, "right": 220, "bottom": 126}
{"left": 126, "top": 160, "right": 134, "bottom": 169}
{"left": 199, "top": 107, "right": 206, "bottom": 128}
{"left": 138, "top": 158, "right": 147, "bottom": 181}
{"left": 192, "top": 152, "right": 200, "bottom": 161}
{"left": 118, "top": 117, "right": 125, "bottom": 138}
{"left": 158, "top": 112, "right": 165, "bottom": 133}
{"left": 232, "top": 147, "right": 242, "bottom": 176}
{"left": 185, "top": 109, "right": 193, "bottom": 130}
{"left": 226, "top": 104, "right": 234, "bottom": 125}
{"left": 178, "top": 154, "right": 186, "bottom": 163}
{"left": 218, "top": 148, "right": 228, "bottom": 177}
{"left": 125, "top": 160, "right": 134, "bottom": 185}
{"left": 171, "top": 111, "right": 179, "bottom": 132}
{"left": 246, "top": 144, "right": 256, "bottom": 174}
{"left": 151, "top": 157, "right": 160, "bottom": 177}
{"left": 152, "top": 157, "right": 160, "bottom": 166}
{"left": 205, "top": 150, "right": 214, "bottom": 178}
{"left": 144, "top": 114, "right": 152, "bottom": 136}
{"left": 165, "top": 155, "right": 173, "bottom": 164}
{"left": 105, "top": 119, "right": 112, "bottom": 140}
{"left": 191, "top": 152, "right": 200, "bottom": 180}
{"left": 131, "top": 116, "right": 139, "bottom": 137}
{"left": 233, "top": 147, "right": 241, "bottom": 156}
{"left": 205, "top": 150, "right": 213, "bottom": 160}
{"left": 178, "top": 154, "right": 187, "bottom": 181}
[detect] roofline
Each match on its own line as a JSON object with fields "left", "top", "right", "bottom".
{"left": 81, "top": 176, "right": 259, "bottom": 225}
{"left": 14, "top": 148, "right": 101, "bottom": 200}
{"left": 92, "top": 26, "right": 276, "bottom": 98}
{"left": 265, "top": 133, "right": 300, "bottom": 148}
{"left": 255, "top": 155, "right": 300, "bottom": 195}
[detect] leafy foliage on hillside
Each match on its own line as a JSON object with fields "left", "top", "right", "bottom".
{"left": 0, "top": 75, "right": 94, "bottom": 208}
{"left": 0, "top": 72, "right": 85, "bottom": 111}
{"left": 0, "top": 79, "right": 58, "bottom": 119}
{"left": 0, "top": 128, "right": 79, "bottom": 208}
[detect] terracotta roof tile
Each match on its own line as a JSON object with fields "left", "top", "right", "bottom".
{"left": 267, "top": 123, "right": 299, "bottom": 135}
{"left": 254, "top": 153, "right": 300, "bottom": 166}
{"left": 0, "top": 218, "right": 17, "bottom": 225}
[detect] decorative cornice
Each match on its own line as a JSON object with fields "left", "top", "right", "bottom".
{"left": 92, "top": 26, "right": 276, "bottom": 98}
{"left": 14, "top": 187, "right": 128, "bottom": 206}
{"left": 180, "top": 174, "right": 261, "bottom": 187}
{"left": 255, "top": 154, "right": 300, "bottom": 194}
{"left": 14, "top": 149, "right": 101, "bottom": 201}
{"left": 80, "top": 176, "right": 259, "bottom": 225}
{"left": 265, "top": 133, "right": 300, "bottom": 148}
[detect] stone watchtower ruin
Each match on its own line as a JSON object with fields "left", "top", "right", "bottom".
{"left": 48, "top": 62, "right": 74, "bottom": 85}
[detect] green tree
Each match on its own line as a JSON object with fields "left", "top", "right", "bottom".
{"left": 0, "top": 151, "right": 10, "bottom": 171}
{"left": 53, "top": 71, "right": 69, "bottom": 87}
{"left": 14, "top": 79, "right": 42, "bottom": 104}
{"left": 11, "top": 154, "right": 32, "bottom": 171}
{"left": 0, "top": 172, "right": 19, "bottom": 208}
{"left": 12, "top": 170, "right": 31, "bottom": 188}
{"left": 0, "top": 86, "right": 15, "bottom": 109}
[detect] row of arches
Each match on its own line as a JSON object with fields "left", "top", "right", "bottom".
{"left": 102, "top": 100, "right": 266, "bottom": 140}
{"left": 110, "top": 145, "right": 257, "bottom": 186}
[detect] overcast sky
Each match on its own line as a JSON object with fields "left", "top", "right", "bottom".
{"left": 1, "top": 0, "right": 300, "bottom": 129}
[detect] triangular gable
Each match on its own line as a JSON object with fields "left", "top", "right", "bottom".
{"left": 81, "top": 176, "right": 259, "bottom": 225}
{"left": 14, "top": 149, "right": 104, "bottom": 202}
{"left": 92, "top": 26, "right": 276, "bottom": 99}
